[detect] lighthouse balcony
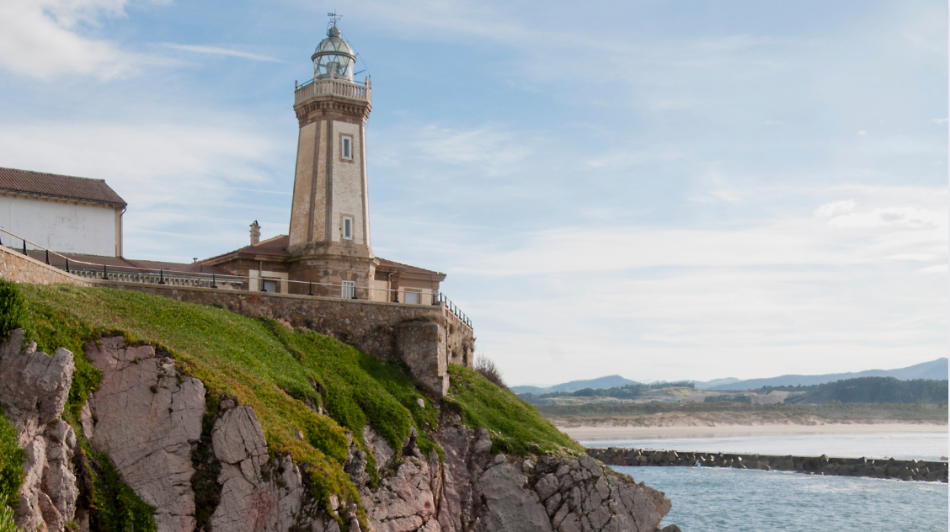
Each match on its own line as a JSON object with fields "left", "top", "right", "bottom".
{"left": 295, "top": 77, "right": 371, "bottom": 104}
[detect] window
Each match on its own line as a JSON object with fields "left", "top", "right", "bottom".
{"left": 341, "top": 280, "right": 356, "bottom": 299}
{"left": 262, "top": 280, "right": 277, "bottom": 293}
{"left": 404, "top": 290, "right": 420, "bottom": 305}
{"left": 342, "top": 216, "right": 353, "bottom": 240}
{"left": 341, "top": 135, "right": 353, "bottom": 160}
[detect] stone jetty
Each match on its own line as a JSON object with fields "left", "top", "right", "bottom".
{"left": 586, "top": 447, "right": 949, "bottom": 483}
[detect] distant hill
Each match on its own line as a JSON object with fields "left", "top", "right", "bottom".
{"left": 783, "top": 377, "right": 948, "bottom": 405}
{"left": 704, "top": 358, "right": 948, "bottom": 390}
{"left": 510, "top": 375, "right": 639, "bottom": 395}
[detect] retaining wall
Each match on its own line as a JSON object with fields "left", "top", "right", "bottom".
{"left": 0, "top": 245, "right": 92, "bottom": 286}
{"left": 586, "top": 447, "right": 949, "bottom": 483}
{"left": 0, "top": 245, "right": 475, "bottom": 396}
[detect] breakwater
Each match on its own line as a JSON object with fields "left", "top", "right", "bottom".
{"left": 586, "top": 447, "right": 948, "bottom": 483}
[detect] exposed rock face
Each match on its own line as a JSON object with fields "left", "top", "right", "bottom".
{"left": 0, "top": 331, "right": 675, "bottom": 532}
{"left": 209, "top": 405, "right": 308, "bottom": 532}
{"left": 0, "top": 329, "right": 78, "bottom": 532}
{"left": 84, "top": 337, "right": 206, "bottom": 532}
{"left": 432, "top": 421, "right": 671, "bottom": 532}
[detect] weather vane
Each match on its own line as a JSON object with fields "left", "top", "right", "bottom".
{"left": 327, "top": 11, "right": 341, "bottom": 27}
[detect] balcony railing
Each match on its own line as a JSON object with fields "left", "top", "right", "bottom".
{"left": 294, "top": 78, "right": 371, "bottom": 105}
{"left": 0, "top": 226, "right": 472, "bottom": 329}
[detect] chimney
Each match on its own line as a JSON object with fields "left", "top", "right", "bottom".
{"left": 250, "top": 220, "right": 261, "bottom": 245}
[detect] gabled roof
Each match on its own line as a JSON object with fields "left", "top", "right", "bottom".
{"left": 201, "top": 234, "right": 292, "bottom": 263}
{"left": 201, "top": 234, "right": 444, "bottom": 278}
{"left": 23, "top": 251, "right": 235, "bottom": 276}
{"left": 0, "top": 167, "right": 126, "bottom": 207}
{"left": 376, "top": 258, "right": 444, "bottom": 277}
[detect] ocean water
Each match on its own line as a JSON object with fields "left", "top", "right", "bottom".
{"left": 614, "top": 466, "right": 949, "bottom": 532}
{"left": 582, "top": 432, "right": 949, "bottom": 460}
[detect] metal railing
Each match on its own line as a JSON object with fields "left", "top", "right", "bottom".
{"left": 438, "top": 293, "right": 472, "bottom": 328}
{"left": 0, "top": 227, "right": 472, "bottom": 329}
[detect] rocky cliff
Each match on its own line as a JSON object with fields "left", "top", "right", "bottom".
{"left": 0, "top": 329, "right": 676, "bottom": 532}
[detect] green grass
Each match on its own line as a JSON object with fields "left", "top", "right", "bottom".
{"left": 15, "top": 283, "right": 453, "bottom": 521}
{"left": 0, "top": 407, "right": 24, "bottom": 510}
{"left": 444, "top": 364, "right": 582, "bottom": 455}
{"left": 11, "top": 282, "right": 580, "bottom": 525}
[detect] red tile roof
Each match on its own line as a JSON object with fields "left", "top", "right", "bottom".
{"left": 0, "top": 167, "right": 126, "bottom": 207}
{"left": 376, "top": 258, "right": 444, "bottom": 277}
{"left": 200, "top": 233, "right": 443, "bottom": 277}
{"left": 200, "top": 234, "right": 291, "bottom": 263}
{"left": 25, "top": 251, "right": 235, "bottom": 276}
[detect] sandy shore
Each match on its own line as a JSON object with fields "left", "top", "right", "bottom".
{"left": 559, "top": 423, "right": 949, "bottom": 441}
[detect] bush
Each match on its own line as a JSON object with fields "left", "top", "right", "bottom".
{"left": 0, "top": 495, "right": 23, "bottom": 532}
{"left": 0, "top": 409, "right": 24, "bottom": 511}
{"left": 0, "top": 280, "right": 27, "bottom": 340}
{"left": 474, "top": 354, "right": 507, "bottom": 390}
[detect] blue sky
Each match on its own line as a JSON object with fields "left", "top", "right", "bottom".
{"left": 0, "top": 0, "right": 946, "bottom": 385}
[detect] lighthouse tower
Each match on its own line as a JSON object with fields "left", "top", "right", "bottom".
{"left": 287, "top": 22, "right": 375, "bottom": 296}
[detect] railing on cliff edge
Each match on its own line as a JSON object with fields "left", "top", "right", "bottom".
{"left": 0, "top": 227, "right": 472, "bottom": 330}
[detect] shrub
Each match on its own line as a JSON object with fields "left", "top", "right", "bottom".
{"left": 0, "top": 409, "right": 24, "bottom": 511}
{"left": 0, "top": 495, "right": 23, "bottom": 532}
{"left": 474, "top": 354, "right": 507, "bottom": 390}
{"left": 0, "top": 280, "right": 27, "bottom": 340}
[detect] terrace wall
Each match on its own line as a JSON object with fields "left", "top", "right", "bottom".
{"left": 0, "top": 245, "right": 474, "bottom": 395}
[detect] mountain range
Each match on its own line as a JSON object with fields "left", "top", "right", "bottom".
{"left": 511, "top": 358, "right": 948, "bottom": 395}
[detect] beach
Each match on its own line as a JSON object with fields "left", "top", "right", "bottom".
{"left": 559, "top": 422, "right": 948, "bottom": 441}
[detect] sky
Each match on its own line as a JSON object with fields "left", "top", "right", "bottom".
{"left": 0, "top": 0, "right": 946, "bottom": 385}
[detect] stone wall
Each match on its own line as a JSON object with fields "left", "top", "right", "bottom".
{"left": 0, "top": 246, "right": 474, "bottom": 396}
{"left": 89, "top": 281, "right": 474, "bottom": 396}
{"left": 0, "top": 245, "right": 92, "bottom": 286}
{"left": 586, "top": 447, "right": 949, "bottom": 483}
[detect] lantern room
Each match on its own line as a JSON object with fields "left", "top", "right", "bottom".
{"left": 312, "top": 25, "right": 356, "bottom": 81}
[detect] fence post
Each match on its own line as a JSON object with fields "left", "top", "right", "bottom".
{"left": 308, "top": 282, "right": 313, "bottom": 296}
{"left": 22, "top": 239, "right": 26, "bottom": 256}
{"left": 159, "top": 269, "right": 165, "bottom": 285}
{"left": 211, "top": 273, "right": 217, "bottom": 289}
{"left": 45, "top": 249, "right": 50, "bottom": 265}
{"left": 65, "top": 258, "right": 70, "bottom": 273}
{"left": 102, "top": 265, "right": 108, "bottom": 280}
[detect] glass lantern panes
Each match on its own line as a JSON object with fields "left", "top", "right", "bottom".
{"left": 312, "top": 26, "right": 356, "bottom": 81}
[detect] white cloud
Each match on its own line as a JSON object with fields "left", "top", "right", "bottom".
{"left": 828, "top": 206, "right": 944, "bottom": 229}
{"left": 380, "top": 124, "right": 534, "bottom": 178}
{"left": 930, "top": 118, "right": 949, "bottom": 124}
{"left": 857, "top": 130, "right": 868, "bottom": 136}
{"left": 0, "top": 0, "right": 137, "bottom": 79}
{"left": 887, "top": 253, "right": 939, "bottom": 261}
{"left": 162, "top": 44, "right": 282, "bottom": 63}
{"left": 0, "top": 120, "right": 281, "bottom": 207}
{"left": 918, "top": 264, "right": 948, "bottom": 274}
{"left": 815, "top": 200, "right": 856, "bottom": 217}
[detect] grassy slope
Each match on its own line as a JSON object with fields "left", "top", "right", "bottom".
{"left": 445, "top": 365, "right": 581, "bottom": 455}
{"left": 17, "top": 283, "right": 578, "bottom": 519}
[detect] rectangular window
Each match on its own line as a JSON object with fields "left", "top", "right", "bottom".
{"left": 342, "top": 216, "right": 353, "bottom": 240}
{"left": 404, "top": 290, "right": 420, "bottom": 305}
{"left": 341, "top": 280, "right": 356, "bottom": 299}
{"left": 262, "top": 280, "right": 277, "bottom": 293}
{"left": 341, "top": 135, "right": 353, "bottom": 160}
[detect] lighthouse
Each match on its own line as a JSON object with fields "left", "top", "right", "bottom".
{"left": 286, "top": 22, "right": 375, "bottom": 297}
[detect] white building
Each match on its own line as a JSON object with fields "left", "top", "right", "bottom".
{"left": 0, "top": 167, "right": 126, "bottom": 257}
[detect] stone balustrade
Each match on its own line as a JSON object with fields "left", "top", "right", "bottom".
{"left": 295, "top": 78, "right": 371, "bottom": 104}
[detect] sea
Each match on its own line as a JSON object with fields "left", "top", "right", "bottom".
{"left": 583, "top": 432, "right": 949, "bottom": 531}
